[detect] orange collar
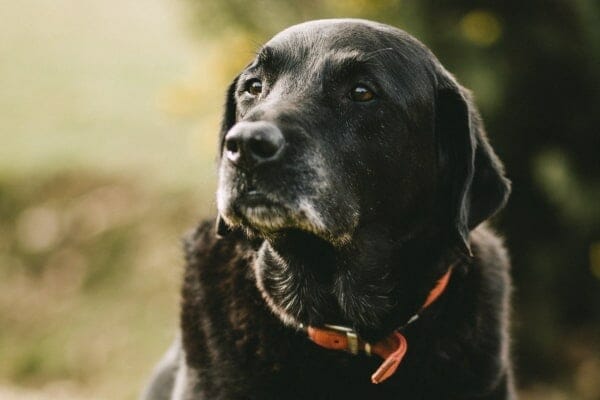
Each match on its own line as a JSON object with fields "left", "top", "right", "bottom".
{"left": 306, "top": 267, "right": 453, "bottom": 384}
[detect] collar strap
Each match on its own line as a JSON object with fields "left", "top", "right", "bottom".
{"left": 422, "top": 267, "right": 453, "bottom": 309}
{"left": 307, "top": 267, "right": 453, "bottom": 384}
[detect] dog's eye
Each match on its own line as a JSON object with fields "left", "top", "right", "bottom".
{"left": 245, "top": 79, "right": 263, "bottom": 96}
{"left": 350, "top": 85, "right": 375, "bottom": 102}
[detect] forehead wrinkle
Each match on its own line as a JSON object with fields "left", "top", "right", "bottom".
{"left": 328, "top": 47, "right": 392, "bottom": 64}
{"left": 254, "top": 43, "right": 313, "bottom": 76}
{"left": 255, "top": 46, "right": 274, "bottom": 65}
{"left": 320, "top": 45, "right": 407, "bottom": 79}
{"left": 333, "top": 53, "right": 383, "bottom": 70}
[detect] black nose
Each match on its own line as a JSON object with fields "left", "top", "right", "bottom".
{"left": 224, "top": 121, "right": 285, "bottom": 168}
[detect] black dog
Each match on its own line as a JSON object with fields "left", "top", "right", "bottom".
{"left": 142, "top": 19, "right": 514, "bottom": 400}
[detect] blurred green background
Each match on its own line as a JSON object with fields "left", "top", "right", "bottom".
{"left": 1, "top": 0, "right": 598, "bottom": 399}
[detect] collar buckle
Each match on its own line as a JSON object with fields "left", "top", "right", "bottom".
{"left": 306, "top": 266, "right": 455, "bottom": 384}
{"left": 324, "top": 324, "right": 359, "bottom": 355}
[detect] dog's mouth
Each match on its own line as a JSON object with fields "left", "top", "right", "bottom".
{"left": 234, "top": 191, "right": 294, "bottom": 231}
{"left": 236, "top": 190, "right": 286, "bottom": 216}
{"left": 240, "top": 193, "right": 333, "bottom": 239}
{"left": 219, "top": 183, "right": 355, "bottom": 246}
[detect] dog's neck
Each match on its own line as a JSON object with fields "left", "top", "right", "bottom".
{"left": 256, "top": 225, "right": 461, "bottom": 338}
{"left": 250, "top": 225, "right": 465, "bottom": 383}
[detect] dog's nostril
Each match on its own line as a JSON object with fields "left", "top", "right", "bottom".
{"left": 248, "top": 137, "right": 279, "bottom": 159}
{"left": 225, "top": 138, "right": 239, "bottom": 154}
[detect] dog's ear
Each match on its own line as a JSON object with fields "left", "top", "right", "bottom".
{"left": 216, "top": 75, "right": 240, "bottom": 238}
{"left": 435, "top": 79, "right": 511, "bottom": 255}
{"left": 218, "top": 75, "right": 240, "bottom": 158}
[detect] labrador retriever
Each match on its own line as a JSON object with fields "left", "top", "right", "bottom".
{"left": 142, "top": 19, "right": 515, "bottom": 400}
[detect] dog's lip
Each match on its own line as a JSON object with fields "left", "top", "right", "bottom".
{"left": 232, "top": 191, "right": 289, "bottom": 223}
{"left": 238, "top": 190, "right": 280, "bottom": 207}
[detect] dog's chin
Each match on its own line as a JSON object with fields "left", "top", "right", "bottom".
{"left": 219, "top": 193, "right": 353, "bottom": 247}
{"left": 242, "top": 204, "right": 311, "bottom": 235}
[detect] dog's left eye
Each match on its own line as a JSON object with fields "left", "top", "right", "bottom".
{"left": 245, "top": 79, "right": 263, "bottom": 96}
{"left": 350, "top": 84, "right": 375, "bottom": 102}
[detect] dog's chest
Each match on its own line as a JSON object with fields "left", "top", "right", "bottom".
{"left": 180, "top": 232, "right": 444, "bottom": 400}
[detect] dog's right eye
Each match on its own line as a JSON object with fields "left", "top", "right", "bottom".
{"left": 350, "top": 84, "right": 375, "bottom": 102}
{"left": 245, "top": 79, "right": 263, "bottom": 96}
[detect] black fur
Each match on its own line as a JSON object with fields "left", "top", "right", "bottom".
{"left": 142, "top": 19, "right": 515, "bottom": 400}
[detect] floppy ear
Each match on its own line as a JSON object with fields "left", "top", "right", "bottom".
{"left": 435, "top": 80, "right": 511, "bottom": 255}
{"left": 218, "top": 75, "right": 240, "bottom": 158}
{"left": 215, "top": 75, "right": 240, "bottom": 238}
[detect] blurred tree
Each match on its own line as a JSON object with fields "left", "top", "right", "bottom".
{"left": 185, "top": 0, "right": 600, "bottom": 393}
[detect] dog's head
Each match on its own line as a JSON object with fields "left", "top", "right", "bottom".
{"left": 216, "top": 19, "right": 510, "bottom": 339}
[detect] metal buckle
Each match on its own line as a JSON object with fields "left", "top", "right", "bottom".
{"left": 323, "top": 324, "right": 354, "bottom": 333}
{"left": 346, "top": 331, "right": 359, "bottom": 355}
{"left": 324, "top": 324, "right": 359, "bottom": 355}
